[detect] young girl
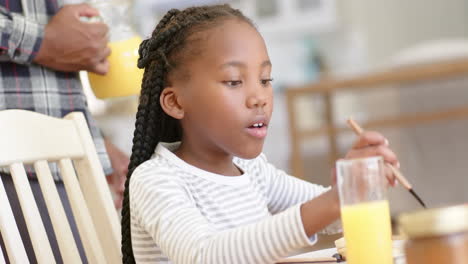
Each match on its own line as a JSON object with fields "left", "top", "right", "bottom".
{"left": 121, "top": 5, "right": 399, "bottom": 264}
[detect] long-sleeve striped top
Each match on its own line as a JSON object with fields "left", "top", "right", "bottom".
{"left": 130, "top": 142, "right": 341, "bottom": 263}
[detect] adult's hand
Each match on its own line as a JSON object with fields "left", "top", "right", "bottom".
{"left": 34, "top": 3, "right": 110, "bottom": 74}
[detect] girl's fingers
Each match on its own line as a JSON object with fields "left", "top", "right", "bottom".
{"left": 346, "top": 145, "right": 398, "bottom": 166}
{"left": 346, "top": 130, "right": 400, "bottom": 187}
{"left": 384, "top": 165, "right": 397, "bottom": 187}
{"left": 346, "top": 145, "right": 399, "bottom": 187}
{"left": 352, "top": 131, "right": 387, "bottom": 149}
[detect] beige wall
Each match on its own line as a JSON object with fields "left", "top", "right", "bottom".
{"left": 338, "top": 0, "right": 468, "bottom": 67}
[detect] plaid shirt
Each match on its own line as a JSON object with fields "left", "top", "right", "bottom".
{"left": 0, "top": 0, "right": 112, "bottom": 180}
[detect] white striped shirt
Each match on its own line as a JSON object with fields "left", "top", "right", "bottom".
{"left": 130, "top": 142, "right": 337, "bottom": 264}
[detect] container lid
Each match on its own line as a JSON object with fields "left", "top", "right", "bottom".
{"left": 398, "top": 204, "right": 468, "bottom": 238}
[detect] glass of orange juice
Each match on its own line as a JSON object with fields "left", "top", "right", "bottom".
{"left": 87, "top": 0, "right": 144, "bottom": 99}
{"left": 336, "top": 156, "right": 393, "bottom": 264}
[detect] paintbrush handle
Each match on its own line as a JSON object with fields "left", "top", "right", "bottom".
{"left": 386, "top": 163, "right": 412, "bottom": 190}
{"left": 347, "top": 118, "right": 364, "bottom": 135}
{"left": 346, "top": 118, "right": 412, "bottom": 190}
{"left": 276, "top": 256, "right": 338, "bottom": 263}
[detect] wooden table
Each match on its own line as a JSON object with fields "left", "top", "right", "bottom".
{"left": 279, "top": 247, "right": 406, "bottom": 264}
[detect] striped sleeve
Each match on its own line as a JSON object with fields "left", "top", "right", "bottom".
{"left": 130, "top": 166, "right": 316, "bottom": 264}
{"left": 257, "top": 154, "right": 330, "bottom": 214}
{"left": 0, "top": 6, "right": 43, "bottom": 64}
{"left": 258, "top": 154, "right": 342, "bottom": 235}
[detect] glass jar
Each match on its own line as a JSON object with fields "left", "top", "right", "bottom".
{"left": 398, "top": 204, "right": 468, "bottom": 264}
{"left": 87, "top": 0, "right": 143, "bottom": 99}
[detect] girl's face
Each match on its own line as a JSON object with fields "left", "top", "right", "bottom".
{"left": 170, "top": 18, "right": 273, "bottom": 160}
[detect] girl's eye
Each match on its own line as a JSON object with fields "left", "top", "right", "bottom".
{"left": 261, "top": 78, "right": 274, "bottom": 86}
{"left": 223, "top": 80, "right": 242, "bottom": 87}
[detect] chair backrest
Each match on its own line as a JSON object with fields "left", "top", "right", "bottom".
{"left": 0, "top": 238, "right": 5, "bottom": 263}
{"left": 0, "top": 110, "right": 121, "bottom": 264}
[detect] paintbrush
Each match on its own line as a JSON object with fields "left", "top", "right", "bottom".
{"left": 346, "top": 118, "right": 426, "bottom": 208}
{"left": 276, "top": 253, "right": 345, "bottom": 263}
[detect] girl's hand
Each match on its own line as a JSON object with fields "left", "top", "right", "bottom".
{"left": 335, "top": 131, "right": 400, "bottom": 187}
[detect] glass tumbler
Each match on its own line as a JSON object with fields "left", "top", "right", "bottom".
{"left": 336, "top": 156, "right": 393, "bottom": 264}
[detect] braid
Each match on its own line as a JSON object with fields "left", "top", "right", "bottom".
{"left": 121, "top": 4, "right": 253, "bottom": 263}
{"left": 153, "top": 9, "right": 180, "bottom": 36}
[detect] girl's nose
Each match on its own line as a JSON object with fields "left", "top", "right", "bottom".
{"left": 246, "top": 93, "right": 267, "bottom": 109}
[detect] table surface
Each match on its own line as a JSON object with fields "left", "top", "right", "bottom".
{"left": 283, "top": 248, "right": 406, "bottom": 264}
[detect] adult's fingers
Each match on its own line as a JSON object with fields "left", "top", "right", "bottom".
{"left": 95, "top": 46, "right": 111, "bottom": 62}
{"left": 75, "top": 3, "right": 101, "bottom": 18}
{"left": 90, "top": 59, "right": 110, "bottom": 75}
{"left": 85, "top": 22, "right": 109, "bottom": 38}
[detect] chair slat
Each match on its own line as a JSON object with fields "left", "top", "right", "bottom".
{"left": 59, "top": 158, "right": 107, "bottom": 264}
{"left": 0, "top": 243, "right": 6, "bottom": 264}
{"left": 1, "top": 110, "right": 121, "bottom": 263}
{"left": 66, "top": 112, "right": 121, "bottom": 264}
{"left": 9, "top": 163, "right": 56, "bottom": 264}
{"left": 0, "top": 174, "right": 29, "bottom": 263}
{"left": 35, "top": 160, "right": 81, "bottom": 263}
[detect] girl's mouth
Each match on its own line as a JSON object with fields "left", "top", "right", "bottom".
{"left": 246, "top": 122, "right": 268, "bottom": 139}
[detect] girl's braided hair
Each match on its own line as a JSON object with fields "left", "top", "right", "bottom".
{"left": 121, "top": 5, "right": 253, "bottom": 263}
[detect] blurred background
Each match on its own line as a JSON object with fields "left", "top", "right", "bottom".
{"left": 82, "top": 0, "right": 468, "bottom": 218}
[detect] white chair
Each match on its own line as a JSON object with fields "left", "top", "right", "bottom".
{"left": 0, "top": 110, "right": 121, "bottom": 263}
{"left": 0, "top": 240, "right": 6, "bottom": 263}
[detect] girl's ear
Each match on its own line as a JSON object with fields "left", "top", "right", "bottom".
{"left": 160, "top": 88, "right": 184, "bottom": 119}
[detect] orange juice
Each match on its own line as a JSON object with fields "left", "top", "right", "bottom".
{"left": 88, "top": 36, "right": 144, "bottom": 99}
{"left": 341, "top": 200, "right": 393, "bottom": 264}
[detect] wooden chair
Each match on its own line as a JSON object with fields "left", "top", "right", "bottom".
{"left": 0, "top": 110, "right": 121, "bottom": 263}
